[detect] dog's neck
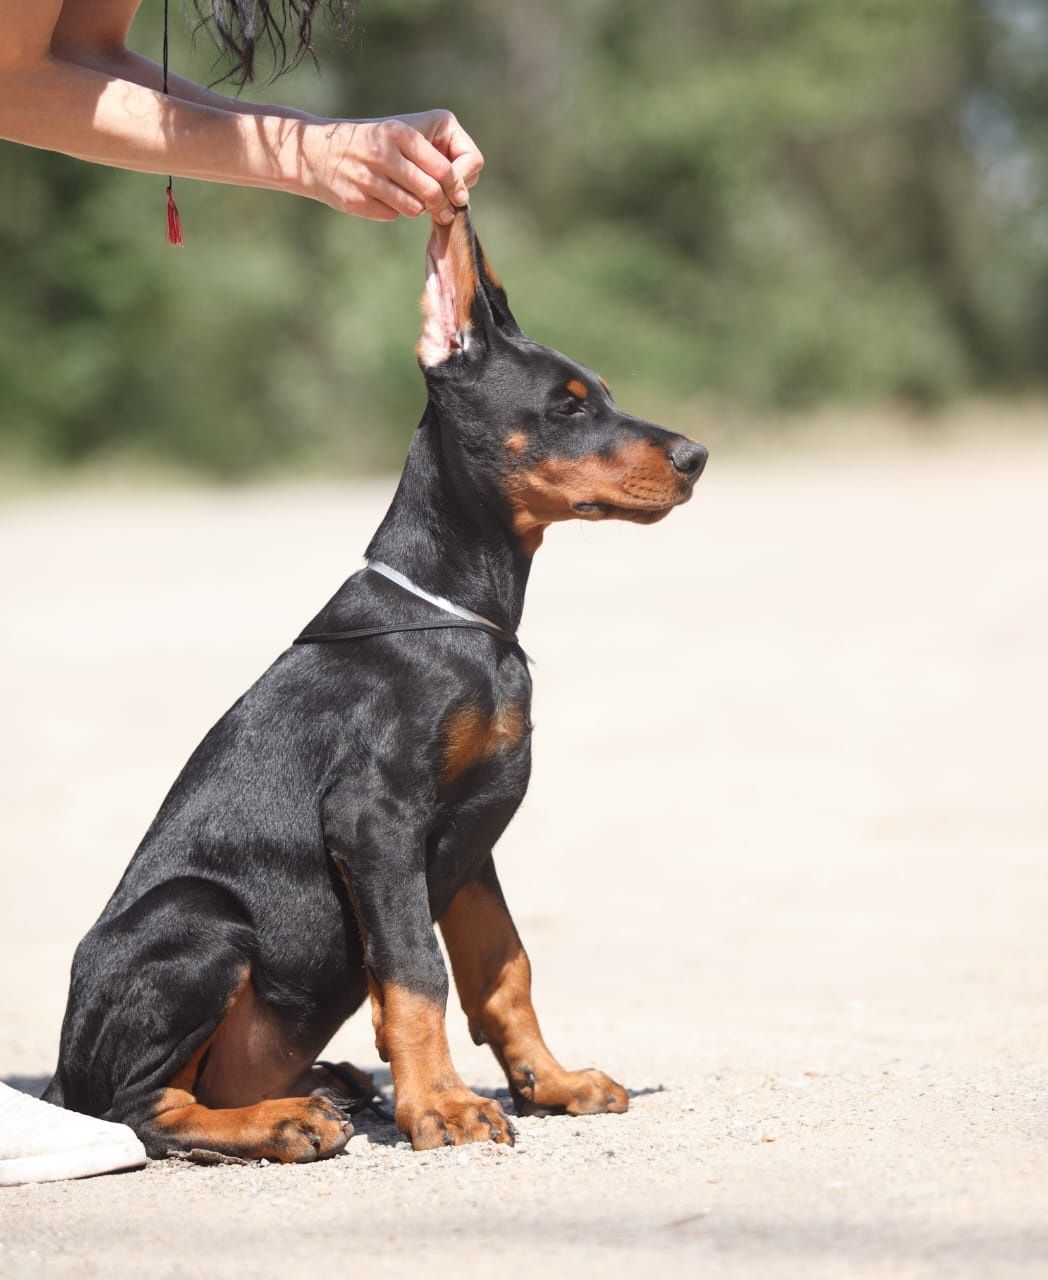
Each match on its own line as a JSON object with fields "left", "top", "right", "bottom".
{"left": 365, "top": 405, "right": 532, "bottom": 634}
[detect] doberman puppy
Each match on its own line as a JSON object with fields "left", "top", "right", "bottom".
{"left": 44, "top": 210, "right": 707, "bottom": 1160}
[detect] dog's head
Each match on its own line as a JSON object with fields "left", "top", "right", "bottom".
{"left": 417, "top": 211, "right": 706, "bottom": 554}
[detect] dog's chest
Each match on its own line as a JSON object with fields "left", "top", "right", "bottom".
{"left": 425, "top": 689, "right": 532, "bottom": 905}
{"left": 438, "top": 697, "right": 530, "bottom": 788}
{"left": 434, "top": 650, "right": 532, "bottom": 790}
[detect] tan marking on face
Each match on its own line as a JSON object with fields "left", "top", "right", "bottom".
{"left": 442, "top": 703, "right": 528, "bottom": 785}
{"left": 517, "top": 526, "right": 546, "bottom": 556}
{"left": 565, "top": 379, "right": 589, "bottom": 399}
{"left": 504, "top": 439, "right": 685, "bottom": 553}
{"left": 505, "top": 431, "right": 527, "bottom": 454}
{"left": 597, "top": 376, "right": 611, "bottom": 395}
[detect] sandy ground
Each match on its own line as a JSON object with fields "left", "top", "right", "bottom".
{"left": 1, "top": 434, "right": 1046, "bottom": 1278}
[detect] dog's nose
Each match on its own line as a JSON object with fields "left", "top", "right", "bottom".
{"left": 669, "top": 440, "right": 708, "bottom": 480}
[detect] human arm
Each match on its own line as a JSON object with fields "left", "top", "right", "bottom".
{"left": 0, "top": 0, "right": 483, "bottom": 221}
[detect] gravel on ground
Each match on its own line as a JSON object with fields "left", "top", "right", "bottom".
{"left": 1, "top": 434, "right": 1046, "bottom": 1278}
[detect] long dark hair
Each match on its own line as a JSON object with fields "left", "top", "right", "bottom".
{"left": 193, "top": 1, "right": 355, "bottom": 85}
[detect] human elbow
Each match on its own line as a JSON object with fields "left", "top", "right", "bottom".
{"left": 49, "top": 34, "right": 128, "bottom": 77}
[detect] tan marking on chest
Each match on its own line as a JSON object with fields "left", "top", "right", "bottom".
{"left": 505, "top": 431, "right": 527, "bottom": 454}
{"left": 442, "top": 702, "right": 528, "bottom": 784}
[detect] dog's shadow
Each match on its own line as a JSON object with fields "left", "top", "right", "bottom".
{"left": 349, "top": 1071, "right": 516, "bottom": 1147}
{"left": 627, "top": 1084, "right": 667, "bottom": 1100}
{"left": 353, "top": 1080, "right": 669, "bottom": 1148}
{"left": 3, "top": 1074, "right": 50, "bottom": 1098}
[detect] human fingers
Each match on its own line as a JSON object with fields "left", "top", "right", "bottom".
{"left": 336, "top": 190, "right": 400, "bottom": 221}
{"left": 451, "top": 155, "right": 482, "bottom": 192}
{"left": 353, "top": 166, "right": 427, "bottom": 218}
{"left": 392, "top": 122, "right": 470, "bottom": 209}
{"left": 441, "top": 117, "right": 484, "bottom": 190}
{"left": 377, "top": 147, "right": 459, "bottom": 222}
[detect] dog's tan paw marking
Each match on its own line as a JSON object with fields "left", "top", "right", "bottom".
{"left": 511, "top": 1065, "right": 629, "bottom": 1117}
{"left": 398, "top": 1089, "right": 516, "bottom": 1150}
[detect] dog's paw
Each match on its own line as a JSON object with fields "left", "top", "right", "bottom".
{"left": 511, "top": 1065, "right": 629, "bottom": 1118}
{"left": 269, "top": 1096, "right": 353, "bottom": 1163}
{"left": 397, "top": 1089, "right": 516, "bottom": 1150}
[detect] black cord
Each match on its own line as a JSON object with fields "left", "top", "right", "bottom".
{"left": 163, "top": 0, "right": 173, "bottom": 197}
{"left": 162, "top": 0, "right": 170, "bottom": 94}
{"left": 294, "top": 618, "right": 520, "bottom": 647}
{"left": 315, "top": 1061, "right": 395, "bottom": 1123}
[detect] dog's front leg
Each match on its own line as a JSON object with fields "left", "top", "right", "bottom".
{"left": 440, "top": 859, "right": 629, "bottom": 1118}
{"left": 324, "top": 796, "right": 514, "bottom": 1151}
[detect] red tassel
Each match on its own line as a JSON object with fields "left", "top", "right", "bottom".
{"left": 166, "top": 184, "right": 184, "bottom": 247}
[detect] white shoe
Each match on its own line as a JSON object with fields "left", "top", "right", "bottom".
{"left": 0, "top": 1081, "right": 148, "bottom": 1187}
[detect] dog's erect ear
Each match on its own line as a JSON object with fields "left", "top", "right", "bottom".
{"left": 416, "top": 209, "right": 520, "bottom": 369}
{"left": 472, "top": 223, "right": 520, "bottom": 340}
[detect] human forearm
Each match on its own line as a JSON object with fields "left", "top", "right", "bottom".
{"left": 54, "top": 38, "right": 324, "bottom": 124}
{"left": 0, "top": 53, "right": 309, "bottom": 192}
{"left": 0, "top": 30, "right": 483, "bottom": 220}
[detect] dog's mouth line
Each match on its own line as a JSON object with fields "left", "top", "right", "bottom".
{"left": 573, "top": 494, "right": 689, "bottom": 517}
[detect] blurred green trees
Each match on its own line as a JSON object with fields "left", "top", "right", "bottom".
{"left": 1, "top": 0, "right": 1046, "bottom": 477}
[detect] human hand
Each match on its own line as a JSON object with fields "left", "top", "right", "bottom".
{"left": 393, "top": 109, "right": 484, "bottom": 202}
{"left": 297, "top": 110, "right": 483, "bottom": 223}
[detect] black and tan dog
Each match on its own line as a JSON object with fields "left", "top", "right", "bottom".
{"left": 44, "top": 211, "right": 707, "bottom": 1160}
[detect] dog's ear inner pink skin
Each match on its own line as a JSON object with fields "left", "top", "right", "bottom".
{"left": 416, "top": 215, "right": 479, "bottom": 367}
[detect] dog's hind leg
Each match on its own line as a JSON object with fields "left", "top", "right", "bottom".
{"left": 52, "top": 877, "right": 350, "bottom": 1163}
{"left": 123, "top": 980, "right": 353, "bottom": 1162}
{"left": 135, "top": 1090, "right": 351, "bottom": 1163}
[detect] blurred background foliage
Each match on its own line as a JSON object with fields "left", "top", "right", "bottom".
{"left": 1, "top": 0, "right": 1047, "bottom": 478}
